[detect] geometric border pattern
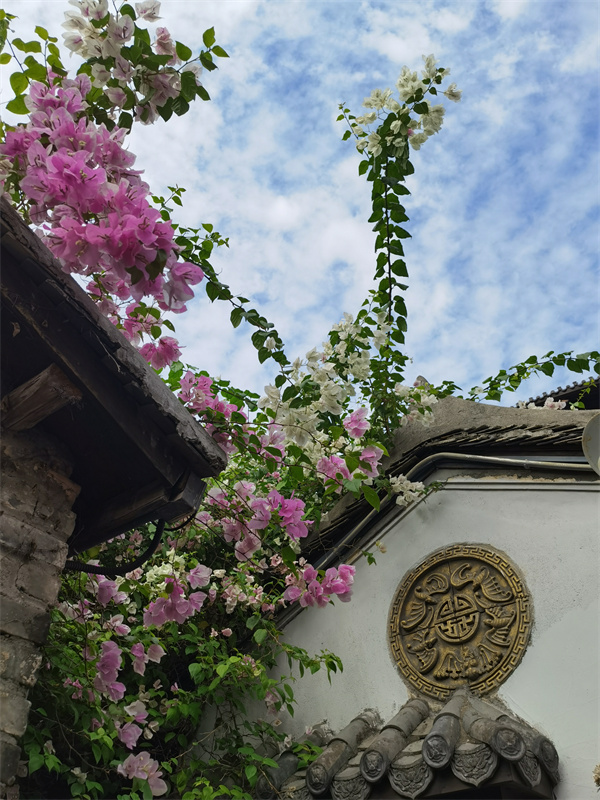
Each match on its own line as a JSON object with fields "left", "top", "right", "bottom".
{"left": 388, "top": 543, "right": 532, "bottom": 700}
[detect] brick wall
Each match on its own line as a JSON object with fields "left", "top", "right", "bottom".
{"left": 0, "top": 429, "right": 80, "bottom": 795}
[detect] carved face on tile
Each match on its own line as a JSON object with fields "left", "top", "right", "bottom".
{"left": 388, "top": 544, "right": 532, "bottom": 699}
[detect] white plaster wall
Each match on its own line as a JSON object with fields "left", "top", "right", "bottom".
{"left": 271, "top": 476, "right": 600, "bottom": 799}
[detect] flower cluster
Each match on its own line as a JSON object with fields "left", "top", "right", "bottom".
{"left": 62, "top": 0, "right": 203, "bottom": 126}
{"left": 117, "top": 751, "right": 167, "bottom": 796}
{"left": 351, "top": 54, "right": 460, "bottom": 155}
{"left": 394, "top": 383, "right": 439, "bottom": 428}
{"left": 389, "top": 474, "right": 426, "bottom": 507}
{"left": 283, "top": 563, "right": 356, "bottom": 607}
{"left": 94, "top": 640, "right": 125, "bottom": 701}
{"left": 143, "top": 575, "right": 208, "bottom": 627}
{"left": 0, "top": 75, "right": 204, "bottom": 368}
{"left": 203, "top": 481, "right": 310, "bottom": 563}
{"left": 516, "top": 396, "right": 568, "bottom": 410}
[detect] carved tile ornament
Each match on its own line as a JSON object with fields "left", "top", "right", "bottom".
{"left": 389, "top": 545, "right": 532, "bottom": 699}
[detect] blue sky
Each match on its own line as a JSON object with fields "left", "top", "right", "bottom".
{"left": 3, "top": 0, "right": 599, "bottom": 404}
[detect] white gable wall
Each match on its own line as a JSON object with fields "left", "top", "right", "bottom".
{"left": 273, "top": 473, "right": 599, "bottom": 799}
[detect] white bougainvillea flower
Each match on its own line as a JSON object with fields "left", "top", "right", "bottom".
{"left": 444, "top": 83, "right": 462, "bottom": 102}
{"left": 421, "top": 53, "right": 439, "bottom": 79}
{"left": 366, "top": 131, "right": 382, "bottom": 156}
{"left": 135, "top": 0, "right": 162, "bottom": 21}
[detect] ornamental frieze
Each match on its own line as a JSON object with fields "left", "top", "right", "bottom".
{"left": 388, "top": 544, "right": 532, "bottom": 699}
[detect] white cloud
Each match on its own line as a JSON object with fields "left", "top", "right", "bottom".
{"left": 560, "top": 31, "right": 600, "bottom": 73}
{"left": 490, "top": 0, "right": 529, "bottom": 20}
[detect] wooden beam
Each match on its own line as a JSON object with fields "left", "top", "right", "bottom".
{"left": 1, "top": 364, "right": 82, "bottom": 431}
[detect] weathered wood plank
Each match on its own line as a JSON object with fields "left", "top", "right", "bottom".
{"left": 1, "top": 364, "right": 82, "bottom": 431}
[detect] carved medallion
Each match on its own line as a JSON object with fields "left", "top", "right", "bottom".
{"left": 389, "top": 544, "right": 532, "bottom": 699}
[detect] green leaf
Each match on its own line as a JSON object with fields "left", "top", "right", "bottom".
{"left": 10, "top": 71, "right": 28, "bottom": 95}
{"left": 342, "top": 129, "right": 352, "bottom": 141}
{"left": 230, "top": 307, "right": 245, "bottom": 328}
{"left": 196, "top": 84, "right": 210, "bottom": 101}
{"left": 253, "top": 628, "right": 268, "bottom": 645}
{"left": 199, "top": 52, "right": 217, "bottom": 71}
{"left": 216, "top": 663, "right": 229, "bottom": 678}
{"left": 35, "top": 25, "right": 49, "bottom": 40}
{"left": 156, "top": 97, "right": 173, "bottom": 122}
{"left": 288, "top": 464, "right": 304, "bottom": 481}
{"left": 362, "top": 484, "right": 380, "bottom": 511}
{"left": 140, "top": 53, "right": 172, "bottom": 69}
{"left": 142, "top": 781, "right": 153, "bottom": 800}
{"left": 118, "top": 111, "right": 133, "bottom": 131}
{"left": 29, "top": 752, "right": 44, "bottom": 774}
{"left": 391, "top": 259, "right": 408, "bottom": 277}
{"left": 358, "top": 159, "right": 370, "bottom": 176}
{"left": 180, "top": 69, "right": 197, "bottom": 101}
{"left": 202, "top": 27, "right": 216, "bottom": 47}
{"left": 146, "top": 248, "right": 167, "bottom": 279}
{"left": 6, "top": 95, "right": 29, "bottom": 114}
{"left": 175, "top": 41, "right": 193, "bottom": 61}
{"left": 245, "top": 765, "right": 257, "bottom": 782}
{"left": 246, "top": 615, "right": 260, "bottom": 630}
{"left": 133, "top": 24, "right": 151, "bottom": 45}
{"left": 120, "top": 3, "right": 136, "bottom": 19}
{"left": 212, "top": 45, "right": 229, "bottom": 58}
{"left": 189, "top": 663, "right": 204, "bottom": 683}
{"left": 567, "top": 358, "right": 584, "bottom": 373}
{"left": 280, "top": 546, "right": 297, "bottom": 569}
{"left": 0, "top": 18, "right": 8, "bottom": 53}
{"left": 172, "top": 96, "right": 190, "bottom": 116}
{"left": 25, "top": 62, "right": 47, "bottom": 82}
{"left": 282, "top": 385, "right": 298, "bottom": 403}
{"left": 0, "top": 52, "right": 10, "bottom": 64}
{"left": 13, "top": 38, "right": 42, "bottom": 53}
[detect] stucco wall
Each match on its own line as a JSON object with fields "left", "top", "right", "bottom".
{"left": 0, "top": 429, "right": 79, "bottom": 795}
{"left": 272, "top": 473, "right": 599, "bottom": 798}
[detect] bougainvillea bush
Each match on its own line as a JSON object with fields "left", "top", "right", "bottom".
{"left": 1, "top": 3, "right": 598, "bottom": 798}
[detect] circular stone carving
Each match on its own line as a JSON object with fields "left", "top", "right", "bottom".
{"left": 388, "top": 544, "right": 532, "bottom": 699}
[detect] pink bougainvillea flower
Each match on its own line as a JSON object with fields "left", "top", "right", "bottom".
{"left": 316, "top": 455, "right": 352, "bottom": 491}
{"left": 124, "top": 700, "right": 148, "bottom": 723}
{"left": 130, "top": 642, "right": 148, "bottom": 675}
{"left": 118, "top": 722, "right": 143, "bottom": 750}
{"left": 147, "top": 643, "right": 166, "bottom": 663}
{"left": 95, "top": 576, "right": 128, "bottom": 606}
{"left": 139, "top": 336, "right": 182, "bottom": 370}
{"left": 117, "top": 752, "right": 168, "bottom": 796}
{"left": 343, "top": 407, "right": 370, "bottom": 439}
{"left": 234, "top": 532, "right": 261, "bottom": 562}
{"left": 359, "top": 445, "right": 383, "bottom": 478}
{"left": 103, "top": 614, "right": 131, "bottom": 635}
{"left": 187, "top": 564, "right": 212, "bottom": 589}
{"left": 143, "top": 578, "right": 206, "bottom": 627}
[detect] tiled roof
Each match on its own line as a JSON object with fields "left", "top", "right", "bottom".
{"left": 523, "top": 377, "right": 598, "bottom": 409}
{"left": 301, "top": 396, "right": 599, "bottom": 564}
{"left": 256, "top": 689, "right": 559, "bottom": 799}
